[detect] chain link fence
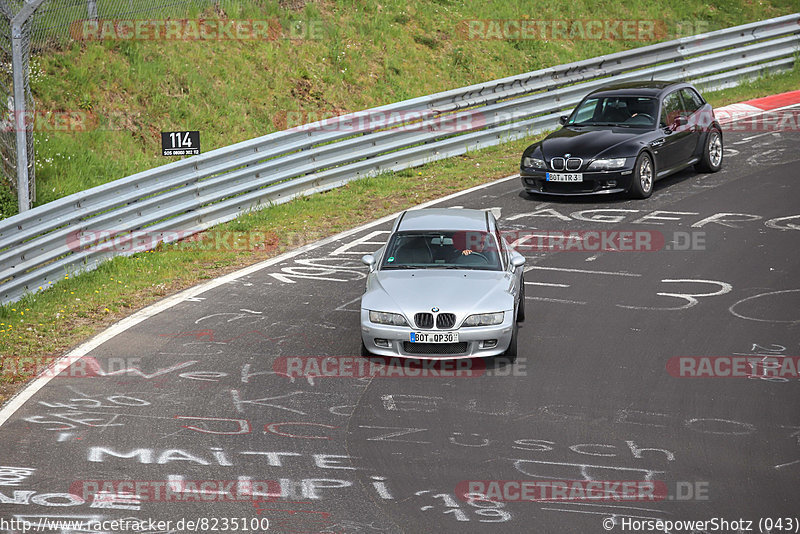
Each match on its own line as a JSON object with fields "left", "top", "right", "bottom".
{"left": 0, "top": 0, "right": 221, "bottom": 213}
{"left": 28, "top": 0, "right": 222, "bottom": 49}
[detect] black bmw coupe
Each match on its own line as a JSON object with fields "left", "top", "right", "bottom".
{"left": 520, "top": 81, "right": 723, "bottom": 198}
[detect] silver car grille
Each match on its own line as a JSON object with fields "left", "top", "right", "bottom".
{"left": 415, "top": 313, "right": 434, "bottom": 329}
{"left": 436, "top": 313, "right": 456, "bottom": 329}
{"left": 414, "top": 312, "right": 456, "bottom": 329}
{"left": 550, "top": 157, "right": 583, "bottom": 171}
{"left": 404, "top": 341, "right": 468, "bottom": 355}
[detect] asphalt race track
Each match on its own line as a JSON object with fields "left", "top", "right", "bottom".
{"left": 1, "top": 107, "right": 799, "bottom": 534}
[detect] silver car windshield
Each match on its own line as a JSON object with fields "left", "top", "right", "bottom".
{"left": 380, "top": 231, "right": 503, "bottom": 271}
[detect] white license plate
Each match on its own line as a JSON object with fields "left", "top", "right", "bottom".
{"left": 546, "top": 172, "right": 583, "bottom": 182}
{"left": 410, "top": 332, "right": 459, "bottom": 343}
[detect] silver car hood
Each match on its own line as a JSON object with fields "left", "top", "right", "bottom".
{"left": 362, "top": 269, "right": 516, "bottom": 320}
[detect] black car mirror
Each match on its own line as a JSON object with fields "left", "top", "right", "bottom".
{"left": 559, "top": 115, "right": 568, "bottom": 125}
{"left": 672, "top": 115, "right": 688, "bottom": 129}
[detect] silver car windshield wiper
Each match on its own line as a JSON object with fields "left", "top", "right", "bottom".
{"left": 383, "top": 264, "right": 419, "bottom": 269}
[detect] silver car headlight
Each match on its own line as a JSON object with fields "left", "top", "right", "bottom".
{"left": 369, "top": 310, "right": 408, "bottom": 326}
{"left": 523, "top": 156, "right": 546, "bottom": 169}
{"left": 462, "top": 312, "right": 504, "bottom": 327}
{"left": 587, "top": 158, "right": 627, "bottom": 170}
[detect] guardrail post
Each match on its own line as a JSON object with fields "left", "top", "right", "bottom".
{"left": 10, "top": 0, "right": 49, "bottom": 213}
{"left": 87, "top": 0, "right": 98, "bottom": 20}
{"left": 11, "top": 21, "right": 30, "bottom": 213}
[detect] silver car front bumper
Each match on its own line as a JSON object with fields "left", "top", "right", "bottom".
{"left": 360, "top": 309, "right": 515, "bottom": 359}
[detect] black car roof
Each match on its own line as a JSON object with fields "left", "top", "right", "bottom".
{"left": 586, "top": 80, "right": 690, "bottom": 99}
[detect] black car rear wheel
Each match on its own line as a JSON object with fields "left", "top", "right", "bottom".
{"left": 695, "top": 128, "right": 723, "bottom": 173}
{"left": 629, "top": 152, "right": 654, "bottom": 199}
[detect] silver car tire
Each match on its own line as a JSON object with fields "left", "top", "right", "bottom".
{"left": 503, "top": 320, "right": 518, "bottom": 362}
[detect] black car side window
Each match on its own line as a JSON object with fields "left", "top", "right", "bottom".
{"left": 680, "top": 88, "right": 704, "bottom": 113}
{"left": 660, "top": 91, "right": 683, "bottom": 127}
{"left": 573, "top": 98, "right": 599, "bottom": 123}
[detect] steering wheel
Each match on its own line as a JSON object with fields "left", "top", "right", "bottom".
{"left": 628, "top": 113, "right": 654, "bottom": 123}
{"left": 461, "top": 252, "right": 489, "bottom": 264}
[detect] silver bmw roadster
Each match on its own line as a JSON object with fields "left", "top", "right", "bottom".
{"left": 360, "top": 208, "right": 525, "bottom": 359}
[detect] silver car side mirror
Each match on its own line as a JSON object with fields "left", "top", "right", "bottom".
{"left": 362, "top": 254, "right": 376, "bottom": 269}
{"left": 510, "top": 256, "right": 525, "bottom": 268}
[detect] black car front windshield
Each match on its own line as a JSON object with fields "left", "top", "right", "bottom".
{"left": 567, "top": 96, "right": 658, "bottom": 128}
{"left": 381, "top": 231, "right": 503, "bottom": 271}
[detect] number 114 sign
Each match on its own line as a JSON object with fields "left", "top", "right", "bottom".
{"left": 161, "top": 131, "right": 200, "bottom": 156}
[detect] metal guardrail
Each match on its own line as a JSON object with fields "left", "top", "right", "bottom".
{"left": 1, "top": 14, "right": 799, "bottom": 304}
